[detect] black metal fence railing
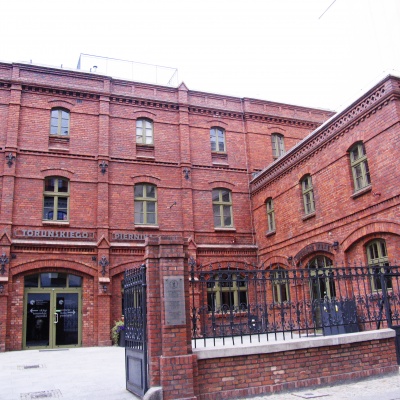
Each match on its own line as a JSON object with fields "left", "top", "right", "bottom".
{"left": 124, "top": 264, "right": 148, "bottom": 397}
{"left": 124, "top": 264, "right": 147, "bottom": 350}
{"left": 189, "top": 261, "right": 400, "bottom": 347}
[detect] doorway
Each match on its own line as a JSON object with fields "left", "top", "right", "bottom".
{"left": 308, "top": 256, "right": 340, "bottom": 333}
{"left": 23, "top": 272, "right": 82, "bottom": 349}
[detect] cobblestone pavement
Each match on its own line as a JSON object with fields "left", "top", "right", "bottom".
{"left": 237, "top": 370, "right": 400, "bottom": 400}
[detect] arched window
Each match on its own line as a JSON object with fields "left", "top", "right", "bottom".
{"left": 301, "top": 175, "right": 315, "bottom": 215}
{"left": 271, "top": 133, "right": 285, "bottom": 159}
{"left": 349, "top": 142, "right": 371, "bottom": 191}
{"left": 207, "top": 272, "right": 248, "bottom": 312}
{"left": 270, "top": 267, "right": 289, "bottom": 303}
{"left": 212, "top": 188, "right": 233, "bottom": 228}
{"left": 210, "top": 127, "right": 226, "bottom": 153}
{"left": 308, "top": 256, "right": 335, "bottom": 299}
{"left": 43, "top": 177, "right": 70, "bottom": 221}
{"left": 266, "top": 198, "right": 275, "bottom": 232}
{"left": 134, "top": 183, "right": 157, "bottom": 225}
{"left": 366, "top": 239, "right": 391, "bottom": 291}
{"left": 50, "top": 108, "right": 70, "bottom": 136}
{"left": 136, "top": 118, "right": 154, "bottom": 145}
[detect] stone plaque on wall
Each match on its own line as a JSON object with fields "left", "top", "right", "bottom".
{"left": 164, "top": 276, "right": 186, "bottom": 326}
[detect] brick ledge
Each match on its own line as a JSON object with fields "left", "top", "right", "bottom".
{"left": 193, "top": 328, "right": 395, "bottom": 359}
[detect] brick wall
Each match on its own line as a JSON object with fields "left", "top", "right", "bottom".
{"left": 195, "top": 337, "right": 398, "bottom": 399}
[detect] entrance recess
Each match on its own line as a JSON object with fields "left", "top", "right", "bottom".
{"left": 23, "top": 273, "right": 82, "bottom": 349}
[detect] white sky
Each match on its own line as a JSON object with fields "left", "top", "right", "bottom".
{"left": 1, "top": 0, "right": 399, "bottom": 110}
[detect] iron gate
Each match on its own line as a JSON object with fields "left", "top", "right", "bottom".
{"left": 124, "top": 264, "right": 148, "bottom": 397}
{"left": 380, "top": 268, "right": 400, "bottom": 364}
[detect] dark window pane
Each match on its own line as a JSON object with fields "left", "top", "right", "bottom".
{"left": 221, "top": 190, "right": 230, "bottom": 203}
{"left": 134, "top": 185, "right": 144, "bottom": 198}
{"left": 146, "top": 185, "right": 156, "bottom": 198}
{"left": 69, "top": 274, "right": 82, "bottom": 287}
{"left": 58, "top": 179, "right": 69, "bottom": 193}
{"left": 212, "top": 190, "right": 220, "bottom": 202}
{"left": 40, "top": 273, "right": 67, "bottom": 288}
{"left": 45, "top": 178, "right": 55, "bottom": 192}
{"left": 25, "top": 274, "right": 39, "bottom": 288}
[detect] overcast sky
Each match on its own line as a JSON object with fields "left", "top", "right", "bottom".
{"left": 1, "top": 0, "right": 399, "bottom": 111}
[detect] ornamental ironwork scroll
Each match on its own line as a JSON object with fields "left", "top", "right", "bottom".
{"left": 0, "top": 253, "right": 9, "bottom": 275}
{"left": 99, "top": 256, "right": 109, "bottom": 276}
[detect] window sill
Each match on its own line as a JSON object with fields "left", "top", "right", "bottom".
{"left": 136, "top": 144, "right": 155, "bottom": 160}
{"left": 214, "top": 227, "right": 236, "bottom": 232}
{"left": 42, "top": 220, "right": 70, "bottom": 226}
{"left": 265, "top": 230, "right": 276, "bottom": 237}
{"left": 302, "top": 212, "right": 316, "bottom": 221}
{"left": 212, "top": 152, "right": 229, "bottom": 166}
{"left": 351, "top": 185, "right": 372, "bottom": 199}
{"left": 134, "top": 224, "right": 159, "bottom": 230}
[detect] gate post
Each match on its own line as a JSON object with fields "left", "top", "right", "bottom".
{"left": 145, "top": 235, "right": 197, "bottom": 400}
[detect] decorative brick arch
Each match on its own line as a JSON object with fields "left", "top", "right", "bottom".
{"left": 110, "top": 260, "right": 144, "bottom": 277}
{"left": 131, "top": 175, "right": 161, "bottom": 185}
{"left": 11, "top": 258, "right": 96, "bottom": 277}
{"left": 261, "top": 255, "right": 290, "bottom": 268}
{"left": 341, "top": 221, "right": 400, "bottom": 252}
{"left": 48, "top": 99, "right": 75, "bottom": 109}
{"left": 40, "top": 168, "right": 75, "bottom": 179}
{"left": 208, "top": 180, "right": 236, "bottom": 189}
{"left": 133, "top": 110, "right": 156, "bottom": 119}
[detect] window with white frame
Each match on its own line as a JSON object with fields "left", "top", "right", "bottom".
{"left": 349, "top": 142, "right": 371, "bottom": 191}
{"left": 367, "top": 239, "right": 392, "bottom": 291}
{"left": 134, "top": 183, "right": 157, "bottom": 225}
{"left": 266, "top": 198, "right": 275, "bottom": 232}
{"left": 207, "top": 272, "right": 248, "bottom": 312}
{"left": 301, "top": 175, "right": 315, "bottom": 215}
{"left": 271, "top": 133, "right": 285, "bottom": 159}
{"left": 210, "top": 127, "right": 226, "bottom": 153}
{"left": 43, "top": 177, "right": 69, "bottom": 221}
{"left": 212, "top": 188, "right": 233, "bottom": 228}
{"left": 136, "top": 118, "right": 154, "bottom": 145}
{"left": 50, "top": 108, "right": 70, "bottom": 136}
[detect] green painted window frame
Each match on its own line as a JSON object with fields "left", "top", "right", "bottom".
{"left": 134, "top": 183, "right": 157, "bottom": 225}
{"left": 301, "top": 175, "right": 315, "bottom": 215}
{"left": 136, "top": 118, "right": 154, "bottom": 145}
{"left": 367, "top": 239, "right": 391, "bottom": 291}
{"left": 271, "top": 133, "right": 285, "bottom": 159}
{"left": 43, "top": 177, "right": 70, "bottom": 221}
{"left": 50, "top": 108, "right": 70, "bottom": 136}
{"left": 212, "top": 188, "right": 233, "bottom": 228}
{"left": 266, "top": 198, "right": 275, "bottom": 232}
{"left": 207, "top": 272, "right": 248, "bottom": 312}
{"left": 210, "top": 127, "right": 226, "bottom": 153}
{"left": 271, "top": 268, "right": 290, "bottom": 303}
{"left": 350, "top": 142, "right": 371, "bottom": 191}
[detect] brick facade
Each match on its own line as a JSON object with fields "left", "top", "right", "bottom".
{"left": 0, "top": 61, "right": 331, "bottom": 351}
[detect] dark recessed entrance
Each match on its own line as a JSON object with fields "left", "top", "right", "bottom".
{"left": 23, "top": 273, "right": 82, "bottom": 349}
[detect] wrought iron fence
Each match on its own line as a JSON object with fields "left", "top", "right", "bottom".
{"left": 124, "top": 264, "right": 147, "bottom": 351}
{"left": 189, "top": 261, "right": 400, "bottom": 347}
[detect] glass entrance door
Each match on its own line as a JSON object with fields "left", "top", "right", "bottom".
{"left": 24, "top": 290, "right": 81, "bottom": 349}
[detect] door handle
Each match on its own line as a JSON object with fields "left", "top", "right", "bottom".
{"left": 54, "top": 312, "right": 59, "bottom": 324}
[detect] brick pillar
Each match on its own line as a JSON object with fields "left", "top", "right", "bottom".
{"left": 145, "top": 236, "right": 197, "bottom": 400}
{"left": 0, "top": 287, "right": 7, "bottom": 352}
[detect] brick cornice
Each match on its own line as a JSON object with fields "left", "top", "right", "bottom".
{"left": 251, "top": 76, "right": 400, "bottom": 195}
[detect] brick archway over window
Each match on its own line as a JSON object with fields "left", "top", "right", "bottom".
{"left": 11, "top": 259, "right": 96, "bottom": 277}
{"left": 342, "top": 221, "right": 400, "bottom": 252}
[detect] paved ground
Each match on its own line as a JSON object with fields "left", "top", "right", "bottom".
{"left": 0, "top": 346, "right": 137, "bottom": 400}
{"left": 236, "top": 371, "right": 400, "bottom": 400}
{"left": 1, "top": 346, "right": 400, "bottom": 400}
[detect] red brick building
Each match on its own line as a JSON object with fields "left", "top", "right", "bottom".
{"left": 251, "top": 75, "right": 400, "bottom": 275}
{"left": 0, "top": 60, "right": 398, "bottom": 353}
